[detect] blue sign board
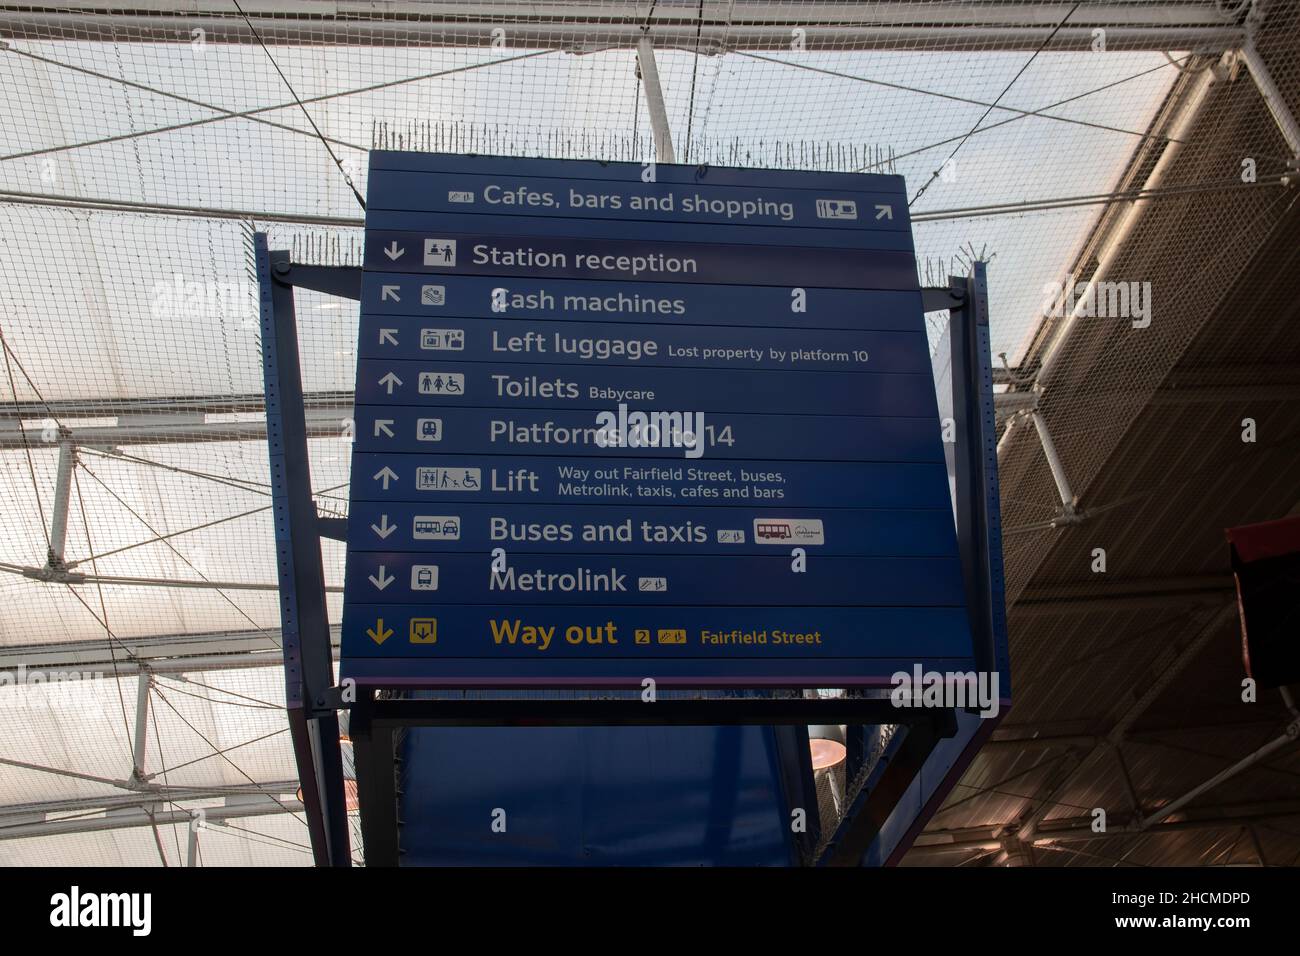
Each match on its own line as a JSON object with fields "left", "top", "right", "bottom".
{"left": 341, "top": 151, "right": 974, "bottom": 686}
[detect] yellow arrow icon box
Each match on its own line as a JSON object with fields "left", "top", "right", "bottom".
{"left": 409, "top": 618, "right": 438, "bottom": 644}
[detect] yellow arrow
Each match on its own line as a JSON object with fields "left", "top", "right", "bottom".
{"left": 366, "top": 618, "right": 394, "bottom": 645}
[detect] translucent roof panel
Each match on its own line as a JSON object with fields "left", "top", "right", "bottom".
{"left": 0, "top": 42, "right": 1180, "bottom": 362}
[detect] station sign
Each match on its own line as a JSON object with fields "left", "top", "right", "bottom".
{"left": 340, "top": 151, "right": 974, "bottom": 686}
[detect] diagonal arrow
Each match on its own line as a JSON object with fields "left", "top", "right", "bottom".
{"left": 370, "top": 514, "right": 396, "bottom": 539}
{"left": 384, "top": 241, "right": 405, "bottom": 260}
{"left": 368, "top": 565, "right": 395, "bottom": 591}
{"left": 378, "top": 371, "right": 402, "bottom": 394}
{"left": 366, "top": 618, "right": 394, "bottom": 645}
{"left": 875, "top": 203, "right": 894, "bottom": 221}
{"left": 374, "top": 419, "right": 394, "bottom": 438}
{"left": 378, "top": 328, "right": 399, "bottom": 346}
{"left": 381, "top": 285, "right": 401, "bottom": 302}
{"left": 373, "top": 466, "right": 398, "bottom": 489}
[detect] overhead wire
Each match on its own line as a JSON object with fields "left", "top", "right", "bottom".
{"left": 909, "top": 2, "right": 1084, "bottom": 206}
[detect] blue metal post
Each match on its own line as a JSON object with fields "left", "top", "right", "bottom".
{"left": 863, "top": 263, "right": 1011, "bottom": 865}
{"left": 256, "top": 233, "right": 352, "bottom": 866}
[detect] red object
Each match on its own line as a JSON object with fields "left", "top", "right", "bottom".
{"left": 1226, "top": 515, "right": 1300, "bottom": 688}
{"left": 1226, "top": 514, "right": 1300, "bottom": 563}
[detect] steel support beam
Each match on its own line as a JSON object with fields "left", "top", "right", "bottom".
{"left": 948, "top": 264, "right": 1012, "bottom": 690}
{"left": 0, "top": 789, "right": 304, "bottom": 840}
{"left": 987, "top": 716, "right": 1296, "bottom": 749}
{"left": 818, "top": 715, "right": 953, "bottom": 866}
{"left": 1138, "top": 717, "right": 1300, "bottom": 829}
{"left": 257, "top": 236, "right": 351, "bottom": 867}
{"left": 1240, "top": 38, "right": 1300, "bottom": 157}
{"left": 10, "top": 373, "right": 1291, "bottom": 450}
{"left": 1001, "top": 381, "right": 1300, "bottom": 414}
{"left": 358, "top": 695, "right": 938, "bottom": 728}
{"left": 1105, "top": 603, "right": 1240, "bottom": 742}
{"left": 186, "top": 812, "right": 201, "bottom": 866}
{"left": 636, "top": 37, "right": 675, "bottom": 163}
{"left": 1030, "top": 409, "right": 1081, "bottom": 521}
{"left": 3, "top": 390, "right": 354, "bottom": 422}
{"left": 349, "top": 691, "right": 399, "bottom": 867}
{"left": 1004, "top": 602, "right": 1240, "bottom": 848}
{"left": 0, "top": 625, "right": 340, "bottom": 678}
{"left": 1013, "top": 574, "right": 1235, "bottom": 615}
{"left": 994, "top": 59, "right": 1228, "bottom": 519}
{"left": 0, "top": 3, "right": 1245, "bottom": 51}
{"left": 5, "top": 564, "right": 345, "bottom": 594}
{"left": 1000, "top": 55, "right": 1225, "bottom": 464}
{"left": 911, "top": 797, "right": 1300, "bottom": 858}
{"left": 46, "top": 438, "right": 73, "bottom": 567}
{"left": 1014, "top": 747, "right": 1088, "bottom": 844}
{"left": 0, "top": 406, "right": 350, "bottom": 450}
{"left": 851, "top": 265, "right": 1009, "bottom": 866}
{"left": 8, "top": 375, "right": 1290, "bottom": 450}
{"left": 131, "top": 673, "right": 152, "bottom": 783}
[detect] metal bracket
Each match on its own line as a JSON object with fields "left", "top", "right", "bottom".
{"left": 316, "top": 515, "right": 348, "bottom": 542}
{"left": 317, "top": 684, "right": 354, "bottom": 710}
{"left": 921, "top": 286, "right": 966, "bottom": 314}
{"left": 270, "top": 261, "right": 363, "bottom": 301}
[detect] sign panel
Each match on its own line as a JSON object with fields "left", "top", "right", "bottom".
{"left": 341, "top": 151, "right": 974, "bottom": 686}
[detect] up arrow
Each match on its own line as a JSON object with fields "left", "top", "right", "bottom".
{"left": 366, "top": 618, "right": 394, "bottom": 645}
{"left": 875, "top": 204, "right": 894, "bottom": 220}
{"left": 374, "top": 419, "right": 394, "bottom": 438}
{"left": 370, "top": 514, "right": 396, "bottom": 539}
{"left": 381, "top": 285, "right": 401, "bottom": 302}
{"left": 383, "top": 241, "right": 405, "bottom": 261}
{"left": 373, "top": 466, "right": 398, "bottom": 489}
{"left": 368, "top": 566, "right": 395, "bottom": 591}
{"left": 378, "top": 328, "right": 399, "bottom": 346}
{"left": 378, "top": 371, "right": 402, "bottom": 394}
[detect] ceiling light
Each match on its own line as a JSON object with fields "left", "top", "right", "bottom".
{"left": 808, "top": 724, "right": 847, "bottom": 770}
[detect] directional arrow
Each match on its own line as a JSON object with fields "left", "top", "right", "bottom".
{"left": 366, "top": 618, "right": 394, "bottom": 645}
{"left": 875, "top": 204, "right": 894, "bottom": 221}
{"left": 384, "top": 241, "right": 405, "bottom": 261}
{"left": 378, "top": 371, "right": 402, "bottom": 394}
{"left": 370, "top": 514, "right": 396, "bottom": 539}
{"left": 378, "top": 328, "right": 399, "bottom": 346}
{"left": 373, "top": 466, "right": 398, "bottom": 489}
{"left": 381, "top": 285, "right": 401, "bottom": 302}
{"left": 374, "top": 419, "right": 394, "bottom": 438}
{"left": 368, "top": 566, "right": 395, "bottom": 591}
